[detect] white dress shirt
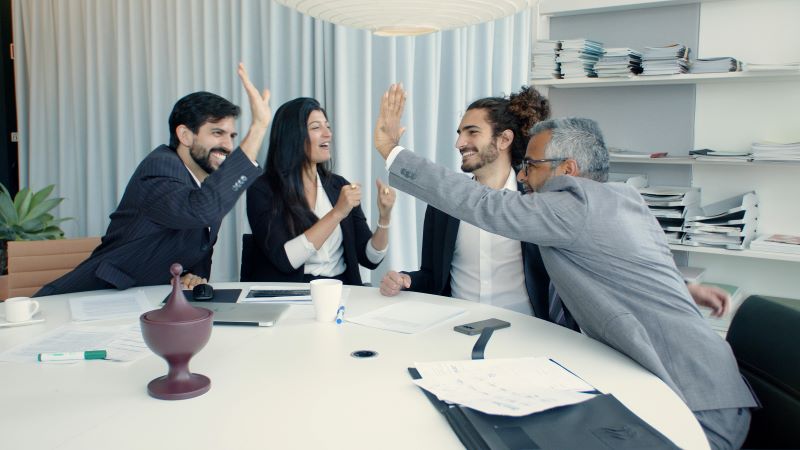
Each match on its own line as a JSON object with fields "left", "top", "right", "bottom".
{"left": 284, "top": 176, "right": 386, "bottom": 276}
{"left": 448, "top": 169, "right": 531, "bottom": 315}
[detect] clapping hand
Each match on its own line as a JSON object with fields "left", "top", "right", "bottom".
{"left": 374, "top": 83, "right": 407, "bottom": 159}
{"left": 376, "top": 179, "right": 396, "bottom": 219}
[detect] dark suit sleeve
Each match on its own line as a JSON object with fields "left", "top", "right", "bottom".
{"left": 246, "top": 177, "right": 300, "bottom": 275}
{"left": 140, "top": 148, "right": 261, "bottom": 229}
{"left": 404, "top": 205, "right": 435, "bottom": 293}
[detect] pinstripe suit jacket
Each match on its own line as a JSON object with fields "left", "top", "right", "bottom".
{"left": 388, "top": 148, "right": 757, "bottom": 413}
{"left": 34, "top": 145, "right": 261, "bottom": 296}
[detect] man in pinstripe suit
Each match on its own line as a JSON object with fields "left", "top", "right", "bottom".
{"left": 34, "top": 64, "right": 271, "bottom": 297}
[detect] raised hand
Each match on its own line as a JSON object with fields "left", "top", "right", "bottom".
{"left": 374, "top": 83, "right": 407, "bottom": 159}
{"left": 376, "top": 179, "right": 396, "bottom": 220}
{"left": 380, "top": 271, "right": 411, "bottom": 296}
{"left": 237, "top": 62, "right": 271, "bottom": 129}
{"left": 332, "top": 183, "right": 362, "bottom": 220}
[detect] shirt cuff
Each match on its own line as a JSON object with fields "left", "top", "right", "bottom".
{"left": 366, "top": 238, "right": 387, "bottom": 264}
{"left": 284, "top": 234, "right": 317, "bottom": 269}
{"left": 384, "top": 145, "right": 405, "bottom": 170}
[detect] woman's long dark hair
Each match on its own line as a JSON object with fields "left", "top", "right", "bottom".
{"left": 263, "top": 97, "right": 333, "bottom": 237}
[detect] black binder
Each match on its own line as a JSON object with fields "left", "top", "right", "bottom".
{"left": 409, "top": 367, "right": 680, "bottom": 449}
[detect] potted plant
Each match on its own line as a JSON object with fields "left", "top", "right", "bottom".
{"left": 0, "top": 182, "right": 70, "bottom": 277}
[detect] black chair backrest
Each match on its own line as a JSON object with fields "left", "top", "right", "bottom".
{"left": 240, "top": 234, "right": 255, "bottom": 282}
{"left": 726, "top": 295, "right": 800, "bottom": 449}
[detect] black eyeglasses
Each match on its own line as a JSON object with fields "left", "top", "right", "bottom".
{"left": 516, "top": 158, "right": 567, "bottom": 176}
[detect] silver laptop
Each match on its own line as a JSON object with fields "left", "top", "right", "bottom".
{"left": 188, "top": 302, "right": 289, "bottom": 327}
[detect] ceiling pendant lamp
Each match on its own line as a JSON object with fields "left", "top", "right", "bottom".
{"left": 274, "top": 0, "right": 532, "bottom": 36}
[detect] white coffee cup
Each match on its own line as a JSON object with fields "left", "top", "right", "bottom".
{"left": 310, "top": 279, "right": 343, "bottom": 322}
{"left": 4, "top": 297, "right": 41, "bottom": 323}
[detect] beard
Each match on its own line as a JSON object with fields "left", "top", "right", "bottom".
{"left": 189, "top": 143, "right": 228, "bottom": 174}
{"left": 460, "top": 141, "right": 500, "bottom": 173}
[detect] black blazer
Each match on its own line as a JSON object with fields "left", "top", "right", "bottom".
{"left": 34, "top": 146, "right": 262, "bottom": 297}
{"left": 405, "top": 204, "right": 554, "bottom": 322}
{"left": 246, "top": 172, "right": 380, "bottom": 285}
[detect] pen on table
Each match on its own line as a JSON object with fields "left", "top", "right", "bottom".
{"left": 335, "top": 305, "right": 346, "bottom": 324}
{"left": 37, "top": 350, "right": 107, "bottom": 362}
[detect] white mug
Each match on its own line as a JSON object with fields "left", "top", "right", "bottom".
{"left": 4, "top": 297, "right": 41, "bottom": 323}
{"left": 310, "top": 279, "right": 343, "bottom": 322}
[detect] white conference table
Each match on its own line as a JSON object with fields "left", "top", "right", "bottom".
{"left": 0, "top": 283, "right": 709, "bottom": 450}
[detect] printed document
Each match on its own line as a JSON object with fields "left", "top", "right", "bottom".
{"left": 347, "top": 301, "right": 465, "bottom": 334}
{"left": 413, "top": 357, "right": 597, "bottom": 416}
{"left": 69, "top": 290, "right": 152, "bottom": 321}
{"left": 0, "top": 323, "right": 150, "bottom": 363}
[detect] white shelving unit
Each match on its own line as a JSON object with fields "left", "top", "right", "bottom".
{"left": 534, "top": 0, "right": 800, "bottom": 298}
{"left": 533, "top": 71, "right": 800, "bottom": 88}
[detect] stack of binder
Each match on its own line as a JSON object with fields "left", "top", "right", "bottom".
{"left": 751, "top": 141, "right": 800, "bottom": 161}
{"left": 690, "top": 57, "right": 740, "bottom": 74}
{"left": 594, "top": 48, "right": 643, "bottom": 77}
{"left": 642, "top": 44, "right": 690, "bottom": 75}
{"left": 557, "top": 39, "right": 603, "bottom": 78}
{"left": 683, "top": 192, "right": 759, "bottom": 250}
{"left": 638, "top": 186, "right": 700, "bottom": 244}
{"left": 531, "top": 40, "right": 561, "bottom": 79}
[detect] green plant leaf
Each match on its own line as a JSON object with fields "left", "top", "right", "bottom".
{"left": 30, "top": 185, "right": 56, "bottom": 208}
{"left": 0, "top": 184, "right": 18, "bottom": 224}
{"left": 13, "top": 188, "right": 32, "bottom": 219}
{"left": 20, "top": 197, "right": 63, "bottom": 225}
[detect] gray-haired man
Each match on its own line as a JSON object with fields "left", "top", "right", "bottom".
{"left": 374, "top": 84, "right": 756, "bottom": 450}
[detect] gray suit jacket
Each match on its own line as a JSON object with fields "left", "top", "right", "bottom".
{"left": 389, "top": 149, "right": 756, "bottom": 412}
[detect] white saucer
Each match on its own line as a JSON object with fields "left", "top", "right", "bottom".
{"left": 0, "top": 317, "right": 45, "bottom": 328}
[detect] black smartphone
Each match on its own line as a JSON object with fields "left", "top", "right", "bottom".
{"left": 454, "top": 318, "right": 511, "bottom": 336}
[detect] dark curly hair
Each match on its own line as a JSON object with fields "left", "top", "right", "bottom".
{"left": 168, "top": 91, "right": 240, "bottom": 149}
{"left": 466, "top": 86, "right": 550, "bottom": 166}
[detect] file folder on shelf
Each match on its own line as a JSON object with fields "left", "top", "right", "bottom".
{"left": 408, "top": 367, "right": 679, "bottom": 450}
{"left": 683, "top": 191, "right": 758, "bottom": 250}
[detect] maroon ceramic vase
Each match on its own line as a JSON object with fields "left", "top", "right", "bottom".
{"left": 140, "top": 263, "right": 214, "bottom": 400}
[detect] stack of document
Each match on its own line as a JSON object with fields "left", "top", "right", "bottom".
{"left": 531, "top": 40, "right": 561, "bottom": 79}
{"left": 683, "top": 192, "right": 759, "bottom": 250}
{"left": 638, "top": 186, "right": 700, "bottom": 244}
{"left": 642, "top": 44, "right": 690, "bottom": 75}
{"left": 689, "top": 57, "right": 740, "bottom": 74}
{"left": 609, "top": 147, "right": 668, "bottom": 159}
{"left": 696, "top": 282, "right": 746, "bottom": 334}
{"left": 689, "top": 148, "right": 752, "bottom": 162}
{"left": 608, "top": 172, "right": 647, "bottom": 189}
{"left": 741, "top": 61, "right": 800, "bottom": 72}
{"left": 556, "top": 39, "right": 603, "bottom": 78}
{"left": 594, "top": 48, "right": 643, "bottom": 78}
{"left": 749, "top": 234, "right": 800, "bottom": 255}
{"left": 412, "top": 357, "right": 596, "bottom": 417}
{"left": 751, "top": 141, "right": 800, "bottom": 161}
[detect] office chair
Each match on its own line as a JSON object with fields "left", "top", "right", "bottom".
{"left": 726, "top": 295, "right": 800, "bottom": 449}
{"left": 4, "top": 237, "right": 101, "bottom": 298}
{"left": 240, "top": 233, "right": 255, "bottom": 282}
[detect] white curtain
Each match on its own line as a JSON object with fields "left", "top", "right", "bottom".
{"left": 13, "top": 0, "right": 532, "bottom": 283}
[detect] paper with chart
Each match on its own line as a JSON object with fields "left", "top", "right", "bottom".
{"left": 0, "top": 323, "right": 150, "bottom": 363}
{"left": 346, "top": 301, "right": 465, "bottom": 334}
{"left": 413, "top": 357, "right": 597, "bottom": 417}
{"left": 69, "top": 290, "right": 152, "bottom": 321}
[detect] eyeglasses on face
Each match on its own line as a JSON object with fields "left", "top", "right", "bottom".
{"left": 516, "top": 157, "right": 567, "bottom": 175}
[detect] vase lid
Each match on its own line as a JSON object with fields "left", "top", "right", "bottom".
{"left": 142, "top": 263, "right": 210, "bottom": 323}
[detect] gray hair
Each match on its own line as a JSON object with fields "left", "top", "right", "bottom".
{"left": 529, "top": 118, "right": 609, "bottom": 182}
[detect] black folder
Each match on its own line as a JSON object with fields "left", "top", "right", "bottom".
{"left": 408, "top": 368, "right": 680, "bottom": 449}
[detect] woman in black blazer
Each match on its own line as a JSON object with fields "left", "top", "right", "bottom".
{"left": 246, "top": 97, "right": 395, "bottom": 285}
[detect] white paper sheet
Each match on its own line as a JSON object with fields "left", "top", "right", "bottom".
{"left": 69, "top": 290, "right": 152, "bottom": 321}
{"left": 346, "top": 301, "right": 465, "bottom": 334}
{"left": 413, "top": 357, "right": 597, "bottom": 416}
{"left": 0, "top": 323, "right": 151, "bottom": 363}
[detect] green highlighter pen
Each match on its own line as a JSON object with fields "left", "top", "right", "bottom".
{"left": 38, "top": 350, "right": 107, "bottom": 362}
